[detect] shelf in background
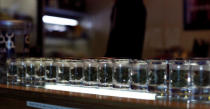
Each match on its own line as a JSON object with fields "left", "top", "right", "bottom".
{"left": 44, "top": 7, "right": 87, "bottom": 18}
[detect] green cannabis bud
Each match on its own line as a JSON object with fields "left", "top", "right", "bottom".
{"left": 58, "top": 67, "right": 70, "bottom": 81}
{"left": 171, "top": 70, "right": 188, "bottom": 87}
{"left": 84, "top": 67, "right": 97, "bottom": 81}
{"left": 114, "top": 67, "right": 129, "bottom": 84}
{"left": 45, "top": 66, "right": 56, "bottom": 78}
{"left": 193, "top": 71, "right": 209, "bottom": 87}
{"left": 131, "top": 69, "right": 147, "bottom": 84}
{"left": 99, "top": 66, "right": 113, "bottom": 83}
{"left": 149, "top": 69, "right": 165, "bottom": 85}
{"left": 70, "top": 67, "right": 83, "bottom": 80}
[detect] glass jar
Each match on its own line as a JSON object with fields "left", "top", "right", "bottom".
{"left": 83, "top": 59, "right": 98, "bottom": 86}
{"left": 25, "top": 58, "right": 36, "bottom": 86}
{"left": 148, "top": 60, "right": 167, "bottom": 99}
{"left": 44, "top": 58, "right": 56, "bottom": 83}
{"left": 69, "top": 59, "right": 84, "bottom": 85}
{"left": 169, "top": 60, "right": 190, "bottom": 101}
{"left": 7, "top": 58, "right": 18, "bottom": 85}
{"left": 0, "top": 20, "right": 31, "bottom": 83}
{"left": 190, "top": 60, "right": 210, "bottom": 102}
{"left": 16, "top": 58, "right": 26, "bottom": 86}
{"left": 113, "top": 59, "right": 131, "bottom": 89}
{"left": 56, "top": 59, "right": 70, "bottom": 84}
{"left": 131, "top": 60, "right": 148, "bottom": 91}
{"left": 98, "top": 58, "right": 113, "bottom": 87}
{"left": 33, "top": 58, "right": 45, "bottom": 87}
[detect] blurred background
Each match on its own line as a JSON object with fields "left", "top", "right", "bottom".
{"left": 0, "top": 0, "right": 210, "bottom": 59}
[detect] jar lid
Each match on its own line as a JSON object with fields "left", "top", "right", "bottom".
{"left": 0, "top": 20, "right": 29, "bottom": 29}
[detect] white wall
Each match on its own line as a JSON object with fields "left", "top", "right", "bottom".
{"left": 143, "top": 0, "right": 210, "bottom": 58}
{"left": 84, "top": 0, "right": 210, "bottom": 58}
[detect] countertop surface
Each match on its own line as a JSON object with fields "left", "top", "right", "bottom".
{"left": 0, "top": 84, "right": 209, "bottom": 109}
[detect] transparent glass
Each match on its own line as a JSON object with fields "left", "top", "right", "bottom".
{"left": 131, "top": 60, "right": 148, "bottom": 91}
{"left": 33, "top": 58, "right": 45, "bottom": 87}
{"left": 98, "top": 58, "right": 113, "bottom": 87}
{"left": 83, "top": 59, "right": 98, "bottom": 86}
{"left": 69, "top": 59, "right": 84, "bottom": 85}
{"left": 56, "top": 59, "right": 70, "bottom": 84}
{"left": 190, "top": 60, "right": 210, "bottom": 103}
{"left": 148, "top": 60, "right": 167, "bottom": 99}
{"left": 25, "top": 58, "right": 36, "bottom": 86}
{"left": 7, "top": 58, "right": 18, "bottom": 85}
{"left": 113, "top": 59, "right": 131, "bottom": 89}
{"left": 169, "top": 60, "right": 190, "bottom": 101}
{"left": 16, "top": 58, "right": 26, "bottom": 86}
{"left": 44, "top": 58, "right": 56, "bottom": 83}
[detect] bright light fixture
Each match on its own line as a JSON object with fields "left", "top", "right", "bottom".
{"left": 42, "top": 15, "right": 78, "bottom": 26}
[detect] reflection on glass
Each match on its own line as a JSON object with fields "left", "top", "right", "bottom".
{"left": 83, "top": 59, "right": 98, "bottom": 86}
{"left": 131, "top": 60, "right": 148, "bottom": 91}
{"left": 56, "top": 59, "right": 70, "bottom": 84}
{"left": 169, "top": 60, "right": 190, "bottom": 101}
{"left": 44, "top": 58, "right": 56, "bottom": 83}
{"left": 17, "top": 58, "right": 26, "bottom": 86}
{"left": 69, "top": 59, "right": 84, "bottom": 85}
{"left": 34, "top": 58, "right": 45, "bottom": 87}
{"left": 25, "top": 58, "right": 36, "bottom": 86}
{"left": 7, "top": 58, "right": 18, "bottom": 85}
{"left": 148, "top": 60, "right": 167, "bottom": 99}
{"left": 98, "top": 58, "right": 113, "bottom": 87}
{"left": 190, "top": 60, "right": 210, "bottom": 102}
{"left": 113, "top": 59, "right": 130, "bottom": 89}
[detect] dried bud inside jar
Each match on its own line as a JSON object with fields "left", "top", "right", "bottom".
{"left": 190, "top": 60, "right": 210, "bottom": 102}
{"left": 69, "top": 59, "right": 84, "bottom": 85}
{"left": 131, "top": 60, "right": 148, "bottom": 91}
{"left": 83, "top": 59, "right": 98, "bottom": 86}
{"left": 98, "top": 58, "right": 113, "bottom": 87}
{"left": 169, "top": 60, "right": 190, "bottom": 101}
{"left": 148, "top": 60, "right": 167, "bottom": 99}
{"left": 113, "top": 59, "right": 131, "bottom": 89}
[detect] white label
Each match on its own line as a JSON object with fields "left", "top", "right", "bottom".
{"left": 26, "top": 101, "right": 77, "bottom": 109}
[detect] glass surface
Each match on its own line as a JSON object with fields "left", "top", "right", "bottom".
{"left": 98, "top": 58, "right": 113, "bottom": 87}
{"left": 56, "top": 59, "right": 70, "bottom": 84}
{"left": 190, "top": 60, "right": 210, "bottom": 103}
{"left": 33, "top": 58, "right": 45, "bottom": 87}
{"left": 7, "top": 59, "right": 18, "bottom": 85}
{"left": 148, "top": 60, "right": 167, "bottom": 99}
{"left": 131, "top": 60, "right": 148, "bottom": 91}
{"left": 16, "top": 58, "right": 26, "bottom": 86}
{"left": 25, "top": 58, "right": 36, "bottom": 86}
{"left": 69, "top": 59, "right": 84, "bottom": 85}
{"left": 83, "top": 59, "right": 98, "bottom": 86}
{"left": 169, "top": 60, "right": 190, "bottom": 101}
{"left": 113, "top": 59, "right": 130, "bottom": 89}
{"left": 44, "top": 58, "right": 56, "bottom": 83}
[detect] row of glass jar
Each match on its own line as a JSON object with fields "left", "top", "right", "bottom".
{"left": 6, "top": 58, "right": 210, "bottom": 102}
